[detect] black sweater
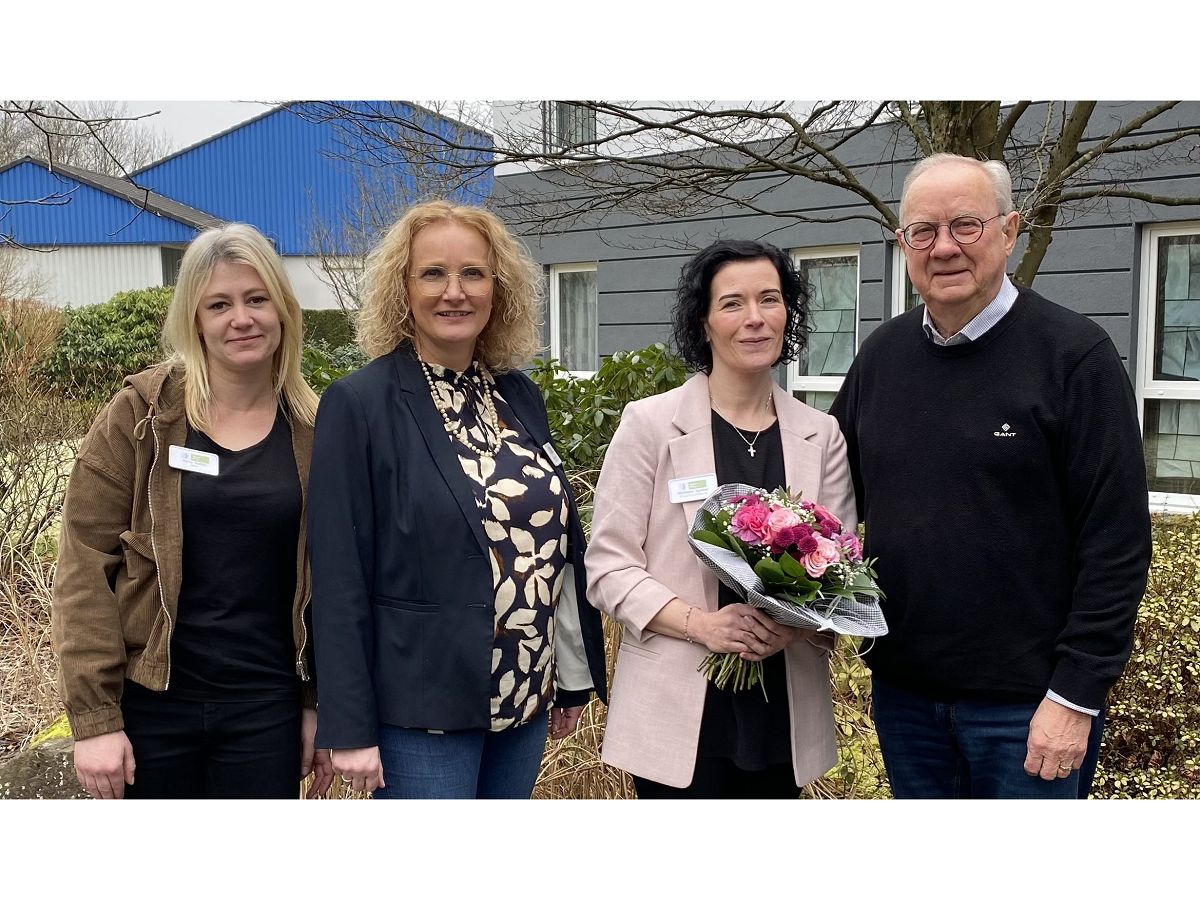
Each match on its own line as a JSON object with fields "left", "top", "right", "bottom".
{"left": 830, "top": 288, "right": 1151, "bottom": 710}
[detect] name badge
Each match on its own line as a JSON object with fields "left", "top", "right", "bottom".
{"left": 168, "top": 445, "right": 219, "bottom": 476}
{"left": 668, "top": 473, "right": 717, "bottom": 504}
{"left": 542, "top": 441, "right": 563, "bottom": 467}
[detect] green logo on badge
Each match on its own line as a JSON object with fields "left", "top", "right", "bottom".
{"left": 193, "top": 452, "right": 210, "bottom": 465}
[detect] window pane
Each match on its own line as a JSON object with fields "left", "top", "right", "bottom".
{"left": 557, "top": 269, "right": 597, "bottom": 372}
{"left": 160, "top": 247, "right": 184, "bottom": 286}
{"left": 1144, "top": 399, "right": 1200, "bottom": 494}
{"left": 793, "top": 390, "right": 836, "bottom": 413}
{"left": 902, "top": 270, "right": 923, "bottom": 311}
{"left": 797, "top": 255, "right": 857, "bottom": 377}
{"left": 1155, "top": 235, "right": 1200, "bottom": 381}
{"left": 554, "top": 102, "right": 596, "bottom": 149}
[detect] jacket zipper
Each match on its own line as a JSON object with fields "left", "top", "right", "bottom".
{"left": 146, "top": 410, "right": 173, "bottom": 688}
{"left": 296, "top": 591, "right": 310, "bottom": 682}
{"left": 293, "top": 424, "right": 311, "bottom": 683}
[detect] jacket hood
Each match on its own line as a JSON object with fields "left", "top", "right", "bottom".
{"left": 123, "top": 363, "right": 185, "bottom": 435}
{"left": 123, "top": 363, "right": 174, "bottom": 405}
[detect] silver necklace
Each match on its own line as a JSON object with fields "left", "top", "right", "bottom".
{"left": 419, "top": 358, "right": 504, "bottom": 457}
{"left": 711, "top": 392, "right": 774, "bottom": 458}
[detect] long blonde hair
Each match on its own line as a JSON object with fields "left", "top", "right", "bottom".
{"left": 356, "top": 200, "right": 542, "bottom": 370}
{"left": 161, "top": 223, "right": 319, "bottom": 432}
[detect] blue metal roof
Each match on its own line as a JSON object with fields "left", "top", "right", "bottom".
{"left": 134, "top": 102, "right": 495, "bottom": 256}
{"left": 0, "top": 159, "right": 200, "bottom": 246}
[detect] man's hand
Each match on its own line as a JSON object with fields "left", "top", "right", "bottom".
{"left": 1024, "top": 697, "right": 1091, "bottom": 781}
{"left": 74, "top": 731, "right": 136, "bottom": 799}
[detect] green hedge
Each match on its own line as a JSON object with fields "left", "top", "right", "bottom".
{"left": 301, "top": 309, "right": 356, "bottom": 349}
{"left": 529, "top": 343, "right": 688, "bottom": 473}
{"left": 37, "top": 287, "right": 172, "bottom": 400}
{"left": 1091, "top": 513, "right": 1200, "bottom": 797}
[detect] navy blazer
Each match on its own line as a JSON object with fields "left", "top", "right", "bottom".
{"left": 308, "top": 343, "right": 607, "bottom": 749}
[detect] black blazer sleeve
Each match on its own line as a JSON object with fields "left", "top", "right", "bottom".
{"left": 308, "top": 376, "right": 380, "bottom": 748}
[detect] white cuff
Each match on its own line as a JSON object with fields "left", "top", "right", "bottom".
{"left": 1045, "top": 690, "right": 1100, "bottom": 717}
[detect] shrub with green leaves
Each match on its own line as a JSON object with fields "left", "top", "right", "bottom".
{"left": 1091, "top": 513, "right": 1200, "bottom": 798}
{"left": 529, "top": 342, "right": 688, "bottom": 473}
{"left": 301, "top": 308, "right": 356, "bottom": 349}
{"left": 37, "top": 287, "right": 172, "bottom": 400}
{"left": 300, "top": 341, "right": 371, "bottom": 395}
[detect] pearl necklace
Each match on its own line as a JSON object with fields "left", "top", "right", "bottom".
{"left": 419, "top": 358, "right": 504, "bottom": 457}
{"left": 710, "top": 392, "right": 775, "bottom": 458}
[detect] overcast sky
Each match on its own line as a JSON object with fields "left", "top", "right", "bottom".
{"left": 123, "top": 101, "right": 278, "bottom": 153}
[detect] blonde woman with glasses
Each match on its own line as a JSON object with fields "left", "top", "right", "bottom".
{"left": 52, "top": 224, "right": 333, "bottom": 799}
{"left": 308, "top": 200, "right": 607, "bottom": 799}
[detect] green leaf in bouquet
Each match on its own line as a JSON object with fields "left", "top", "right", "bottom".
{"left": 729, "top": 536, "right": 753, "bottom": 563}
{"left": 778, "top": 552, "right": 808, "bottom": 579}
{"left": 698, "top": 509, "right": 715, "bottom": 531}
{"left": 754, "top": 557, "right": 791, "bottom": 585}
{"left": 692, "top": 529, "right": 730, "bottom": 551}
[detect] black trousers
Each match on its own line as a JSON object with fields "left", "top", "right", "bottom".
{"left": 121, "top": 680, "right": 301, "bottom": 799}
{"left": 633, "top": 758, "right": 798, "bottom": 799}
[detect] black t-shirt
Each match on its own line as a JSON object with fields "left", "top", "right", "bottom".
{"left": 697, "top": 411, "right": 792, "bottom": 770}
{"left": 168, "top": 408, "right": 301, "bottom": 701}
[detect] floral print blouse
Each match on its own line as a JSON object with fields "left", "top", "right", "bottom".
{"left": 423, "top": 361, "right": 569, "bottom": 731}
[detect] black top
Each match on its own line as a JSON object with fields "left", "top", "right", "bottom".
{"left": 829, "top": 288, "right": 1152, "bottom": 709}
{"left": 697, "top": 411, "right": 791, "bottom": 770}
{"left": 170, "top": 408, "right": 301, "bottom": 701}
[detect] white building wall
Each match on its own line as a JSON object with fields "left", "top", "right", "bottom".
{"left": 4, "top": 247, "right": 343, "bottom": 311}
{"left": 283, "top": 256, "right": 343, "bottom": 310}
{"left": 10, "top": 245, "right": 164, "bottom": 307}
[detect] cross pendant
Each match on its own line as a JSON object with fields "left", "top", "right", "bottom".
{"left": 747, "top": 446, "right": 756, "bottom": 457}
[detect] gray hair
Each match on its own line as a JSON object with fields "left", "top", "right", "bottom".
{"left": 899, "top": 153, "right": 1014, "bottom": 224}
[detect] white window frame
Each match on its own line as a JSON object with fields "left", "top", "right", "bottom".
{"left": 786, "top": 245, "right": 860, "bottom": 400}
{"left": 890, "top": 240, "right": 923, "bottom": 317}
{"left": 549, "top": 262, "right": 599, "bottom": 378}
{"left": 1137, "top": 221, "right": 1200, "bottom": 513}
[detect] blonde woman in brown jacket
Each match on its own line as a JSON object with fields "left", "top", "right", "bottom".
{"left": 51, "top": 224, "right": 332, "bottom": 799}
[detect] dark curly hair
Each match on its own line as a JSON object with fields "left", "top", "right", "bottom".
{"left": 671, "top": 239, "right": 809, "bottom": 373}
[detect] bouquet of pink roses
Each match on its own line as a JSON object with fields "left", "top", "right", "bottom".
{"left": 688, "top": 483, "right": 886, "bottom": 695}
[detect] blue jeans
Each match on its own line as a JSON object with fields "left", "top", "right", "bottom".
{"left": 871, "top": 676, "right": 1105, "bottom": 799}
{"left": 373, "top": 716, "right": 548, "bottom": 799}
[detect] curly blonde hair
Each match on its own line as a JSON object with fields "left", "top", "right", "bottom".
{"left": 356, "top": 200, "right": 543, "bottom": 370}
{"left": 162, "top": 223, "right": 318, "bottom": 433}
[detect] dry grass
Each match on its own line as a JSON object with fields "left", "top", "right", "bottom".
{"left": 0, "top": 295, "right": 63, "bottom": 386}
{"left": 0, "top": 551, "right": 60, "bottom": 760}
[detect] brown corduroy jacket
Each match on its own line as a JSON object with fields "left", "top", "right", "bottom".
{"left": 51, "top": 364, "right": 315, "bottom": 741}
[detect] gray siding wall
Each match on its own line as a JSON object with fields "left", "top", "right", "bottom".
{"left": 495, "top": 101, "right": 1200, "bottom": 377}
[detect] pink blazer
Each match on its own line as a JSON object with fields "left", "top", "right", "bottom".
{"left": 585, "top": 373, "right": 857, "bottom": 788}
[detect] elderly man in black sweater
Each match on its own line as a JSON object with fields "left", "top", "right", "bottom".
{"left": 830, "top": 153, "right": 1151, "bottom": 799}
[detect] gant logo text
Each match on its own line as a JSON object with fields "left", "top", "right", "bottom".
{"left": 994, "top": 422, "right": 1017, "bottom": 438}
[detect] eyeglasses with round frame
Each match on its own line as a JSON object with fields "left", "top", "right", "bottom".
{"left": 408, "top": 265, "right": 496, "bottom": 297}
{"left": 900, "top": 213, "right": 1006, "bottom": 250}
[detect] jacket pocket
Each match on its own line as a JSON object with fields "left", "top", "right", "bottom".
{"left": 371, "top": 593, "right": 436, "bottom": 613}
{"left": 119, "top": 530, "right": 156, "bottom": 580}
{"left": 618, "top": 640, "right": 660, "bottom": 661}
